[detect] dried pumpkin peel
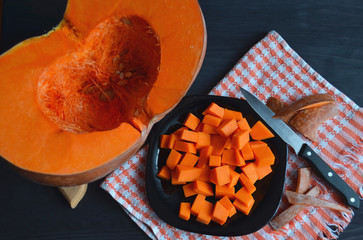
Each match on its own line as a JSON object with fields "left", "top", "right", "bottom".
{"left": 0, "top": 0, "right": 206, "bottom": 186}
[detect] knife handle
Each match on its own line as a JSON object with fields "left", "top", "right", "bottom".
{"left": 299, "top": 144, "right": 360, "bottom": 209}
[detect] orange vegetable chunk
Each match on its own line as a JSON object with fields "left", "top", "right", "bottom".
{"left": 219, "top": 196, "right": 237, "bottom": 217}
{"left": 202, "top": 114, "right": 222, "bottom": 127}
{"left": 210, "top": 135, "right": 228, "bottom": 155}
{"left": 191, "top": 194, "right": 206, "bottom": 216}
{"left": 239, "top": 172, "right": 256, "bottom": 194}
{"left": 212, "top": 201, "right": 229, "bottom": 225}
{"left": 201, "top": 123, "right": 218, "bottom": 134}
{"left": 209, "top": 155, "right": 221, "bottom": 167}
{"left": 216, "top": 119, "right": 238, "bottom": 137}
{"left": 253, "top": 145, "right": 275, "bottom": 167}
{"left": 198, "top": 166, "right": 210, "bottom": 182}
{"left": 173, "top": 140, "right": 197, "bottom": 154}
{"left": 226, "top": 169, "right": 240, "bottom": 188}
{"left": 180, "top": 129, "right": 198, "bottom": 143}
{"left": 196, "top": 146, "right": 213, "bottom": 168}
{"left": 241, "top": 143, "right": 254, "bottom": 161}
{"left": 249, "top": 140, "right": 267, "bottom": 150}
{"left": 250, "top": 121, "right": 275, "bottom": 140}
{"left": 234, "top": 187, "right": 254, "bottom": 208}
{"left": 171, "top": 171, "right": 186, "bottom": 185}
{"left": 221, "top": 149, "right": 235, "bottom": 166}
{"left": 254, "top": 164, "right": 272, "bottom": 180}
{"left": 223, "top": 109, "right": 243, "bottom": 121}
{"left": 193, "top": 180, "right": 214, "bottom": 197}
{"left": 233, "top": 198, "right": 255, "bottom": 215}
{"left": 172, "top": 127, "right": 188, "bottom": 136}
{"left": 203, "top": 102, "right": 225, "bottom": 118}
{"left": 159, "top": 135, "right": 171, "bottom": 148}
{"left": 196, "top": 200, "right": 214, "bottom": 225}
{"left": 166, "top": 149, "right": 182, "bottom": 170}
{"left": 195, "top": 132, "right": 211, "bottom": 149}
{"left": 179, "top": 152, "right": 199, "bottom": 167}
{"left": 167, "top": 134, "right": 179, "bottom": 149}
{"left": 182, "top": 182, "right": 198, "bottom": 197}
{"left": 183, "top": 113, "right": 200, "bottom": 131}
{"left": 210, "top": 165, "right": 231, "bottom": 186}
{"left": 179, "top": 202, "right": 191, "bottom": 221}
{"left": 237, "top": 118, "right": 251, "bottom": 132}
{"left": 157, "top": 166, "right": 171, "bottom": 180}
{"left": 231, "top": 130, "right": 249, "bottom": 149}
{"left": 224, "top": 137, "right": 232, "bottom": 149}
{"left": 215, "top": 185, "right": 235, "bottom": 199}
{"left": 175, "top": 165, "right": 201, "bottom": 182}
{"left": 234, "top": 148, "right": 246, "bottom": 166}
{"left": 241, "top": 162, "right": 258, "bottom": 184}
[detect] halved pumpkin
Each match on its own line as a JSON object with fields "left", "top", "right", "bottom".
{"left": 0, "top": 0, "right": 206, "bottom": 186}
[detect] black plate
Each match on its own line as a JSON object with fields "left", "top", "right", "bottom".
{"left": 146, "top": 95, "right": 287, "bottom": 236}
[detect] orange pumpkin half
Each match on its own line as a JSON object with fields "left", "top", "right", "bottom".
{"left": 0, "top": 0, "right": 206, "bottom": 186}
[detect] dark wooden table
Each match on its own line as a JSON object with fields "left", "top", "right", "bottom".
{"left": 1, "top": 1, "right": 362, "bottom": 239}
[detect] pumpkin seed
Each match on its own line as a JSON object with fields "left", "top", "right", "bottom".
{"left": 119, "top": 72, "right": 124, "bottom": 79}
{"left": 125, "top": 71, "right": 133, "bottom": 78}
{"left": 117, "top": 80, "right": 128, "bottom": 86}
{"left": 121, "top": 17, "right": 132, "bottom": 25}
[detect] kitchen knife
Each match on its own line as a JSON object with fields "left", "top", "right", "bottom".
{"left": 240, "top": 87, "right": 360, "bottom": 209}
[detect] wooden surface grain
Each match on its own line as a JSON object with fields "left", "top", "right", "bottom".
{"left": 0, "top": 0, "right": 362, "bottom": 239}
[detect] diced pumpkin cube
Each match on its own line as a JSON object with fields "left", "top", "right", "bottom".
{"left": 156, "top": 166, "right": 171, "bottom": 180}
{"left": 254, "top": 163, "right": 272, "bottom": 180}
{"left": 159, "top": 135, "right": 171, "bottom": 148}
{"left": 226, "top": 169, "right": 240, "bottom": 188}
{"left": 231, "top": 130, "right": 249, "bottom": 149}
{"left": 239, "top": 172, "right": 256, "bottom": 194}
{"left": 180, "top": 129, "right": 198, "bottom": 142}
{"left": 195, "top": 132, "right": 211, "bottom": 149}
{"left": 196, "top": 146, "right": 213, "bottom": 168}
{"left": 183, "top": 113, "right": 200, "bottom": 131}
{"left": 223, "top": 109, "right": 243, "bottom": 121}
{"left": 166, "top": 149, "right": 182, "bottom": 170}
{"left": 210, "top": 135, "right": 228, "bottom": 155}
{"left": 253, "top": 145, "right": 275, "bottom": 167}
{"left": 212, "top": 201, "right": 229, "bottom": 225}
{"left": 201, "top": 123, "right": 218, "bottom": 134}
{"left": 234, "top": 187, "right": 254, "bottom": 208}
{"left": 182, "top": 182, "right": 197, "bottom": 197}
{"left": 179, "top": 152, "right": 199, "bottom": 167}
{"left": 171, "top": 170, "right": 186, "bottom": 185}
{"left": 202, "top": 102, "right": 225, "bottom": 118}
{"left": 241, "top": 162, "right": 258, "bottom": 184}
{"left": 174, "top": 140, "right": 197, "bottom": 154}
{"left": 196, "top": 200, "right": 214, "bottom": 225}
{"left": 224, "top": 137, "right": 232, "bottom": 149}
{"left": 221, "top": 149, "right": 235, "bottom": 165}
{"left": 219, "top": 196, "right": 237, "bottom": 217}
{"left": 233, "top": 198, "right": 255, "bottom": 215}
{"left": 234, "top": 148, "right": 246, "bottom": 167}
{"left": 193, "top": 180, "right": 214, "bottom": 197}
{"left": 250, "top": 121, "right": 274, "bottom": 140}
{"left": 237, "top": 118, "right": 251, "bottom": 132}
{"left": 215, "top": 185, "right": 235, "bottom": 199}
{"left": 175, "top": 165, "right": 201, "bottom": 182}
{"left": 167, "top": 134, "right": 180, "bottom": 149}
{"left": 202, "top": 114, "right": 222, "bottom": 127}
{"left": 198, "top": 166, "right": 210, "bottom": 182}
{"left": 179, "top": 202, "right": 191, "bottom": 221}
{"left": 209, "top": 155, "right": 221, "bottom": 167}
{"left": 241, "top": 143, "right": 254, "bottom": 161}
{"left": 216, "top": 119, "right": 238, "bottom": 137}
{"left": 210, "top": 165, "right": 231, "bottom": 186}
{"left": 191, "top": 194, "right": 206, "bottom": 216}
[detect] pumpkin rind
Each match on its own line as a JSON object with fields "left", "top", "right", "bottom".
{"left": 0, "top": 0, "right": 206, "bottom": 186}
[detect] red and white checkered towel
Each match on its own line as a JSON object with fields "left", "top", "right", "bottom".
{"left": 101, "top": 31, "right": 363, "bottom": 240}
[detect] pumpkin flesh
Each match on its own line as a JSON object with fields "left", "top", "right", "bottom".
{"left": 0, "top": 0, "right": 206, "bottom": 185}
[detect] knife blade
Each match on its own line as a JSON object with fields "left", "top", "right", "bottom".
{"left": 240, "top": 87, "right": 360, "bottom": 209}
